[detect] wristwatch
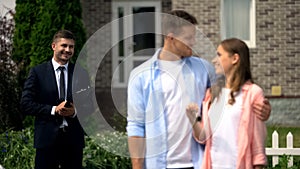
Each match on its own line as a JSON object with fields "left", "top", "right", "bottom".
{"left": 196, "top": 115, "right": 202, "bottom": 122}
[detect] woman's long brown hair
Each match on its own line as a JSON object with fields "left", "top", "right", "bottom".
{"left": 212, "top": 38, "right": 253, "bottom": 105}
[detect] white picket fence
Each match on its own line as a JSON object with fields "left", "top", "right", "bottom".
{"left": 266, "top": 130, "right": 300, "bottom": 167}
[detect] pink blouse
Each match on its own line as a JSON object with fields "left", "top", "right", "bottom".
{"left": 195, "top": 81, "right": 267, "bottom": 169}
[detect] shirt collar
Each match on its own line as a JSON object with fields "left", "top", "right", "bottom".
{"left": 151, "top": 48, "right": 186, "bottom": 71}
{"left": 52, "top": 58, "right": 69, "bottom": 71}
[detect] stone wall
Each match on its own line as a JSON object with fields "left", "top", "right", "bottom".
{"left": 172, "top": 0, "right": 221, "bottom": 47}
{"left": 267, "top": 98, "right": 300, "bottom": 127}
{"left": 253, "top": 0, "right": 300, "bottom": 96}
{"left": 80, "top": 0, "right": 112, "bottom": 93}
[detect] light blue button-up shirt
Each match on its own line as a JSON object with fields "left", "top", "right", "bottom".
{"left": 127, "top": 49, "right": 215, "bottom": 169}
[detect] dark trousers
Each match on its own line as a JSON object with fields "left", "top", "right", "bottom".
{"left": 35, "top": 129, "right": 83, "bottom": 169}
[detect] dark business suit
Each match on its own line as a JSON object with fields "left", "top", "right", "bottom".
{"left": 21, "top": 60, "right": 88, "bottom": 169}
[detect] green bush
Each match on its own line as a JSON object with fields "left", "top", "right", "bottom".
{"left": 3, "top": 127, "right": 299, "bottom": 169}
{"left": 0, "top": 128, "right": 35, "bottom": 169}
{"left": 266, "top": 155, "right": 300, "bottom": 169}
{"left": 0, "top": 128, "right": 131, "bottom": 169}
{"left": 83, "top": 131, "right": 131, "bottom": 169}
{"left": 13, "top": 0, "right": 86, "bottom": 65}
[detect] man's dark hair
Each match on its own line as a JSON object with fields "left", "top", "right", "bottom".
{"left": 52, "top": 29, "right": 75, "bottom": 43}
{"left": 162, "top": 10, "right": 198, "bottom": 36}
{"left": 168, "top": 10, "right": 198, "bottom": 24}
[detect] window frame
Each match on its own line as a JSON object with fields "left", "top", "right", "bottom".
{"left": 111, "top": 1, "right": 161, "bottom": 88}
{"left": 220, "top": 0, "right": 256, "bottom": 48}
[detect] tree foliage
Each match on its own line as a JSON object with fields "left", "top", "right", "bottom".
{"left": 12, "top": 0, "right": 86, "bottom": 85}
{"left": 0, "top": 0, "right": 87, "bottom": 132}
{"left": 0, "top": 10, "right": 23, "bottom": 132}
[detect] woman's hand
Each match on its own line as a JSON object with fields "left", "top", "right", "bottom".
{"left": 186, "top": 103, "right": 200, "bottom": 125}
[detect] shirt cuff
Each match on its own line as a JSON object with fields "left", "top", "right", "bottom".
{"left": 126, "top": 122, "right": 145, "bottom": 137}
{"left": 51, "top": 106, "right": 56, "bottom": 115}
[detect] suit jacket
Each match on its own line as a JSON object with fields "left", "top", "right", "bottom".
{"left": 21, "top": 60, "right": 87, "bottom": 149}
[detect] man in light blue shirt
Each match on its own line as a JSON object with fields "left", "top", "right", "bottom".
{"left": 127, "top": 10, "right": 213, "bottom": 169}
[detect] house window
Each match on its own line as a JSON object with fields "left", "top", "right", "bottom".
{"left": 112, "top": 1, "right": 161, "bottom": 87}
{"left": 221, "top": 0, "right": 256, "bottom": 48}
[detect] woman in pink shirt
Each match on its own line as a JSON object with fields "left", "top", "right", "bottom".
{"left": 186, "top": 38, "right": 267, "bottom": 169}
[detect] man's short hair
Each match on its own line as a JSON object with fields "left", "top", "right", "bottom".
{"left": 52, "top": 30, "right": 75, "bottom": 43}
{"left": 162, "top": 9, "right": 198, "bottom": 36}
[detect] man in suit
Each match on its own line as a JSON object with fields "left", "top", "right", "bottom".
{"left": 21, "top": 30, "right": 86, "bottom": 169}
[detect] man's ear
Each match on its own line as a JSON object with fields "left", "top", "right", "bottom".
{"left": 51, "top": 42, "right": 56, "bottom": 51}
{"left": 166, "top": 32, "right": 174, "bottom": 41}
{"left": 232, "top": 53, "right": 240, "bottom": 65}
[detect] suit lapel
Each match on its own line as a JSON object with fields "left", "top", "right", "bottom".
{"left": 67, "top": 63, "right": 74, "bottom": 102}
{"left": 47, "top": 61, "right": 60, "bottom": 101}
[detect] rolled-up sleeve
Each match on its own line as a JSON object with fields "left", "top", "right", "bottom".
{"left": 251, "top": 86, "right": 268, "bottom": 166}
{"left": 127, "top": 71, "right": 146, "bottom": 137}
